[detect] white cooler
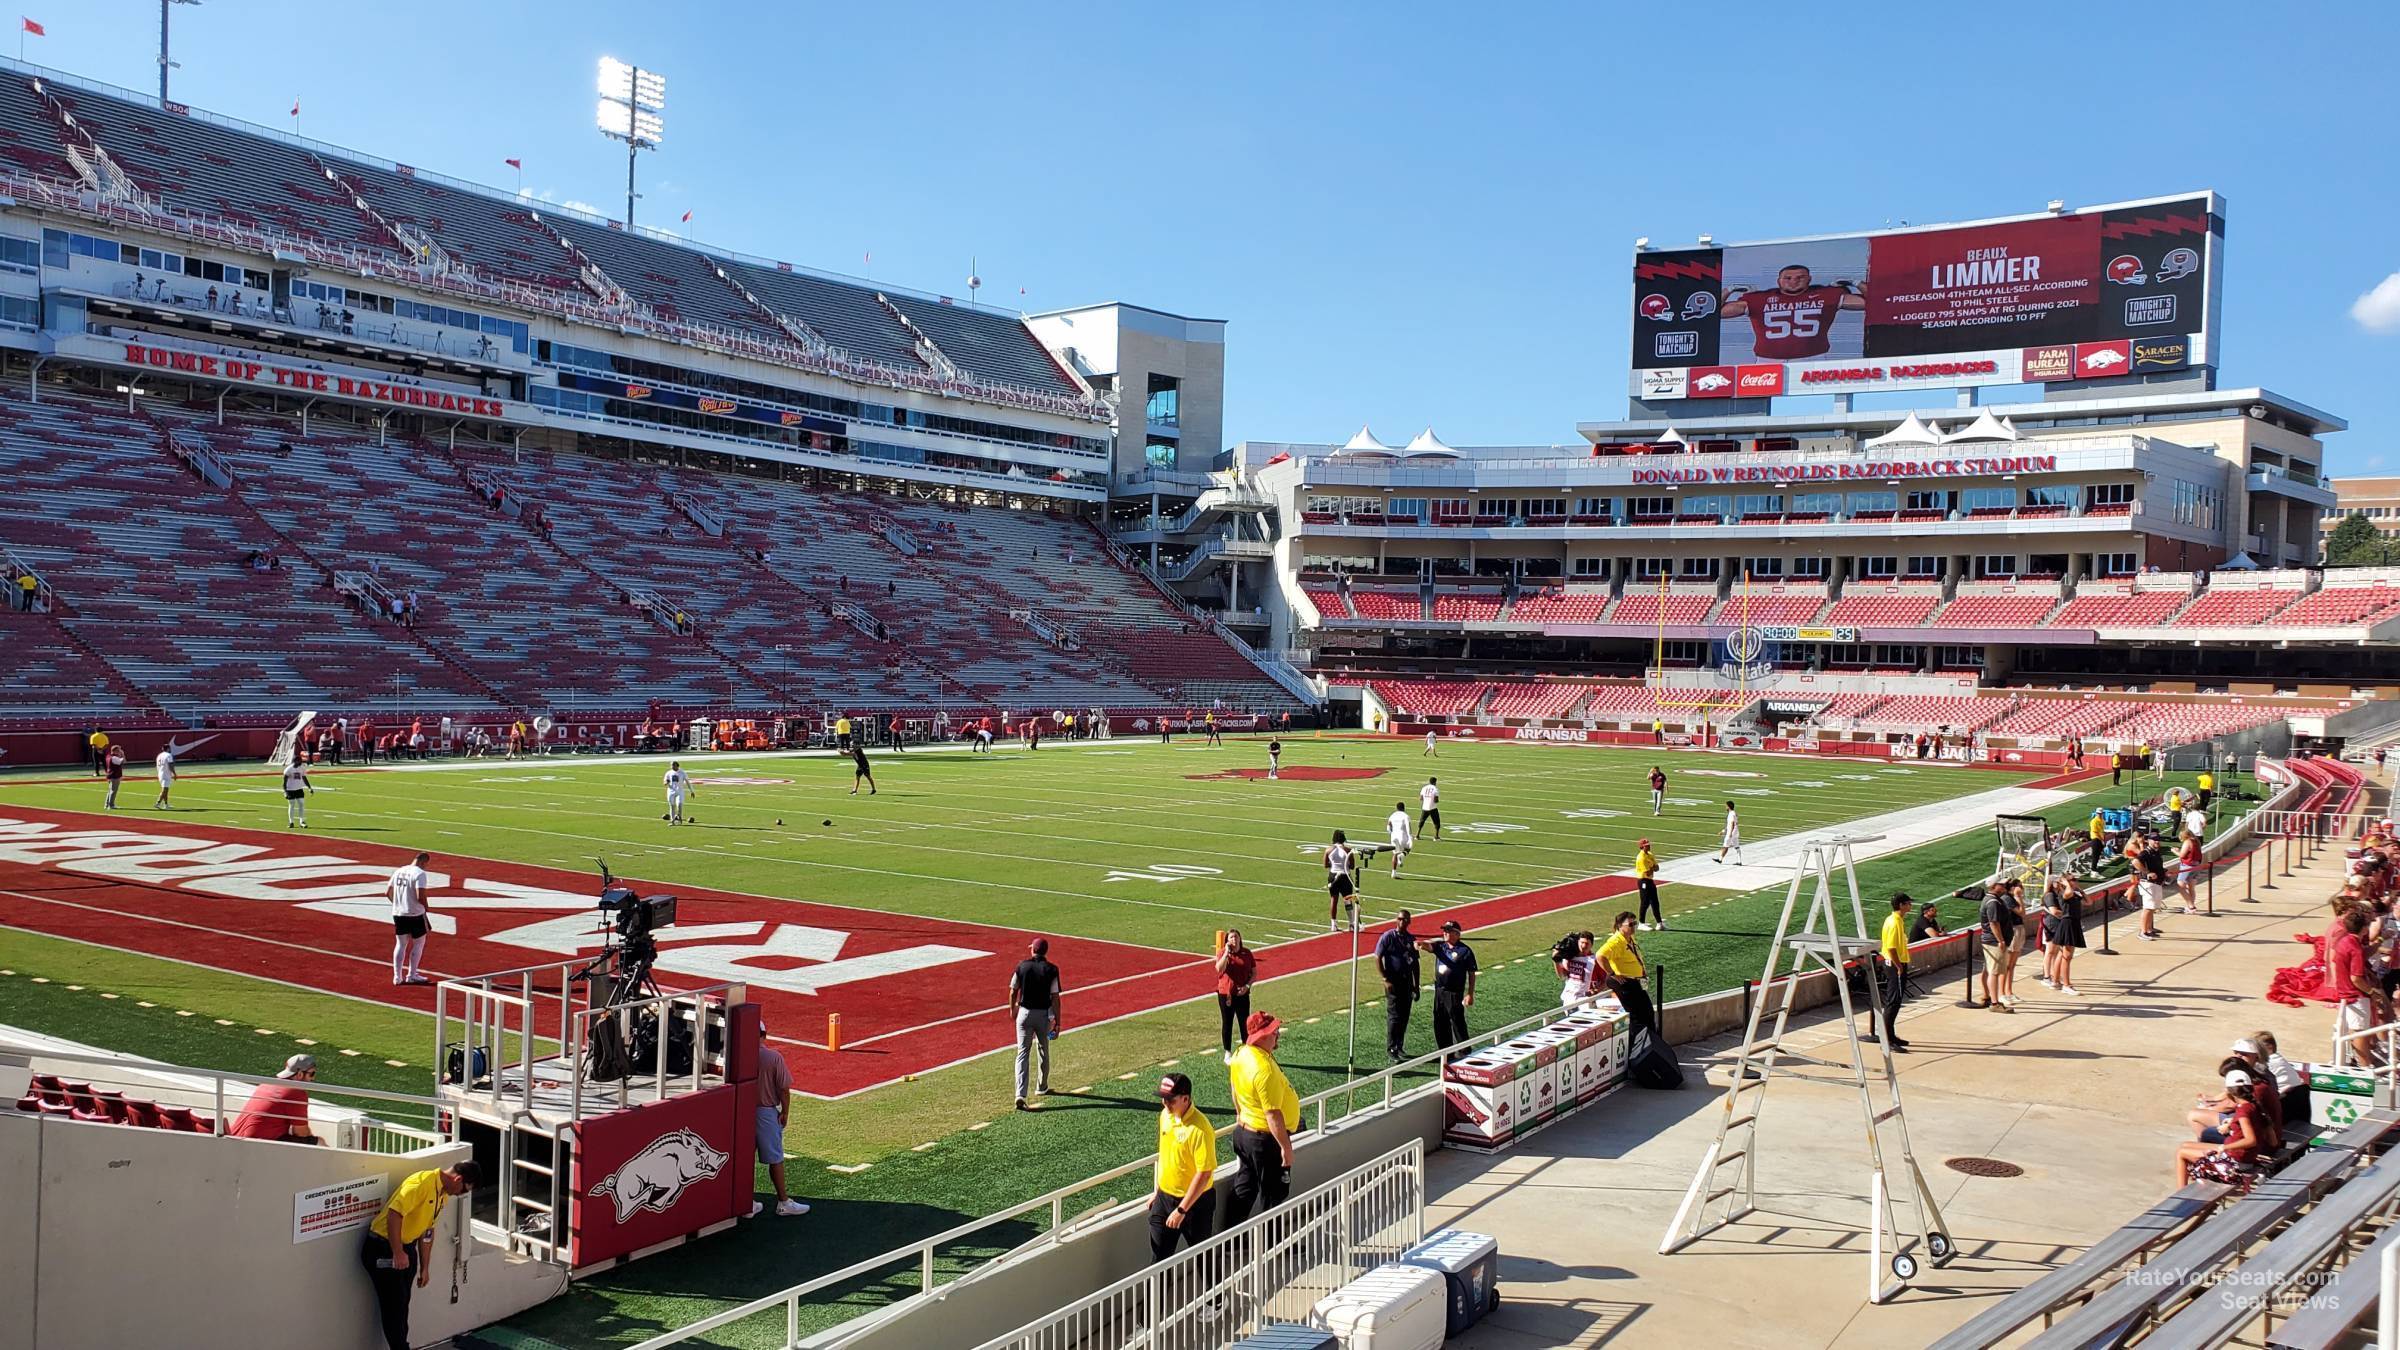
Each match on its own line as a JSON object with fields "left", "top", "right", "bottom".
{"left": 1312, "top": 1262, "right": 1447, "bottom": 1350}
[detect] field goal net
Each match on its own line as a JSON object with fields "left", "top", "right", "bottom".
{"left": 267, "top": 710, "right": 317, "bottom": 769}
{"left": 1649, "top": 570, "right": 1778, "bottom": 717}
{"left": 1993, "top": 813, "right": 2054, "bottom": 892}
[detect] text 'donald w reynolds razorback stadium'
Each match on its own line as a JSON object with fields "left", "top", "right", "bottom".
{"left": 3, "top": 18, "right": 2399, "bottom": 1350}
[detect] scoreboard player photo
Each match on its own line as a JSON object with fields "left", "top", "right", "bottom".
{"left": 1717, "top": 236, "right": 1870, "bottom": 364}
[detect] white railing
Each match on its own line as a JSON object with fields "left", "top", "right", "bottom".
{"left": 628, "top": 994, "right": 1617, "bottom": 1349}
{"left": 974, "top": 1141, "right": 1426, "bottom": 1350}
{"left": 3, "top": 1040, "right": 452, "bottom": 1155}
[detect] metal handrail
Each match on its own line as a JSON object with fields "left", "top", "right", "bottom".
{"left": 627, "top": 992, "right": 1623, "bottom": 1348}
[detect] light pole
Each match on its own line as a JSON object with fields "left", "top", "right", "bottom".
{"left": 1345, "top": 897, "right": 1361, "bottom": 1074}
{"left": 595, "top": 57, "right": 665, "bottom": 227}
{"left": 158, "top": 0, "right": 199, "bottom": 106}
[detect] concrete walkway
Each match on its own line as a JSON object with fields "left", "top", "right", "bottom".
{"left": 1432, "top": 778, "right": 2385, "bottom": 1348}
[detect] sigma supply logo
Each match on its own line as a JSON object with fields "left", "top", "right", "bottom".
{"left": 2021, "top": 345, "right": 2075, "bottom": 382}
{"left": 1640, "top": 368, "right": 1688, "bottom": 400}
{"left": 1688, "top": 367, "right": 1736, "bottom": 399}
{"left": 2156, "top": 246, "right": 2201, "bottom": 282}
{"left": 1639, "top": 293, "right": 1673, "bottom": 321}
{"left": 1652, "top": 331, "right": 1698, "bottom": 359}
{"left": 1680, "top": 290, "right": 1718, "bottom": 320}
{"left": 2131, "top": 336, "right": 2192, "bottom": 371}
{"left": 1736, "top": 364, "right": 1784, "bottom": 396}
{"left": 2124, "top": 295, "right": 2177, "bottom": 326}
{"left": 589, "top": 1128, "right": 728, "bottom": 1224}
{"left": 2074, "top": 341, "right": 2132, "bottom": 374}
{"left": 2106, "top": 255, "right": 2149, "bottom": 285}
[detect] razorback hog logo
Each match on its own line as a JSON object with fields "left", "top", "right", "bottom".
{"left": 1693, "top": 373, "right": 1731, "bottom": 391}
{"left": 589, "top": 1127, "right": 728, "bottom": 1223}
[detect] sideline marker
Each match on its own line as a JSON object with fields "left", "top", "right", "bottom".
{"left": 827, "top": 1012, "right": 842, "bottom": 1053}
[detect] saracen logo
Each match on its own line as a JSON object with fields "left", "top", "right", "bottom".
{"left": 1736, "top": 365, "right": 1784, "bottom": 395}
{"left": 589, "top": 1128, "right": 728, "bottom": 1224}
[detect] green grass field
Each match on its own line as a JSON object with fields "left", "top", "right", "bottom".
{"left": 0, "top": 737, "right": 2217, "bottom": 1345}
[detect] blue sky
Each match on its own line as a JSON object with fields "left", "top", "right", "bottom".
{"left": 23, "top": 2, "right": 2398, "bottom": 472}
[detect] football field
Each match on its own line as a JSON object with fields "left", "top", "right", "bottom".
{"left": 0, "top": 734, "right": 2194, "bottom": 1345}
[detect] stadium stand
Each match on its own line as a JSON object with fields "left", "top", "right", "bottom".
{"left": 1506, "top": 587, "right": 1612, "bottom": 624}
{"left": 1981, "top": 697, "right": 2131, "bottom": 740}
{"left": 1486, "top": 681, "right": 1586, "bottom": 720}
{"left": 2172, "top": 581, "right": 2305, "bottom": 628}
{"left": 1431, "top": 589, "right": 1504, "bottom": 622}
{"left": 1368, "top": 679, "right": 1491, "bottom": 716}
{"left": 1836, "top": 695, "right": 2008, "bottom": 733}
{"left": 1609, "top": 586, "right": 1717, "bottom": 626}
{"left": 1932, "top": 583, "right": 2063, "bottom": 628}
{"left": 2047, "top": 581, "right": 2193, "bottom": 629}
{"left": 1303, "top": 584, "right": 1354, "bottom": 619}
{"left": 1824, "top": 582, "right": 1943, "bottom": 627}
{"left": 1709, "top": 583, "right": 1828, "bottom": 626}
{"left": 2273, "top": 579, "right": 2400, "bottom": 628}
{"left": 1350, "top": 589, "right": 1423, "bottom": 620}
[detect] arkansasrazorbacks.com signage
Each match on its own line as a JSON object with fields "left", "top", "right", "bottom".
{"left": 1630, "top": 454, "right": 2056, "bottom": 486}
{"left": 120, "top": 341, "right": 512, "bottom": 419}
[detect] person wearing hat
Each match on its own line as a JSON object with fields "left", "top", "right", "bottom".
{"left": 1149, "top": 1072, "right": 1218, "bottom": 1262}
{"left": 1427, "top": 920, "right": 1478, "bottom": 1052}
{"left": 229, "top": 1053, "right": 320, "bottom": 1143}
{"left": 1222, "top": 1012, "right": 1299, "bottom": 1226}
{"left": 361, "top": 1160, "right": 482, "bottom": 1350}
{"left": 2221, "top": 1041, "right": 2284, "bottom": 1138}
{"left": 2176, "top": 1066, "right": 2263, "bottom": 1185}
{"left": 1633, "top": 839, "right": 1663, "bottom": 931}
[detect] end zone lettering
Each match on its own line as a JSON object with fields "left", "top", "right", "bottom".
{"left": 122, "top": 342, "right": 508, "bottom": 419}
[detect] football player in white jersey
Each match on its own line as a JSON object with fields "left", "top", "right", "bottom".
{"left": 663, "top": 761, "right": 695, "bottom": 824}
{"left": 1385, "top": 801, "right": 1415, "bottom": 878}
{"left": 281, "top": 757, "right": 313, "bottom": 828}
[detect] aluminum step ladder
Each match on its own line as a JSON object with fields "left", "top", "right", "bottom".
{"left": 1659, "top": 834, "right": 1956, "bottom": 1304}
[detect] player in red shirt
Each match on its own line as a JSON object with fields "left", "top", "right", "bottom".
{"left": 1720, "top": 264, "right": 1865, "bottom": 360}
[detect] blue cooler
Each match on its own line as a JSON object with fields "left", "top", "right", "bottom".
{"left": 1399, "top": 1227, "right": 1501, "bottom": 1335}
{"left": 1233, "top": 1323, "right": 1338, "bottom": 1349}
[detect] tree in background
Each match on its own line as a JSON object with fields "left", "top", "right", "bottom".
{"left": 2324, "top": 512, "right": 2399, "bottom": 567}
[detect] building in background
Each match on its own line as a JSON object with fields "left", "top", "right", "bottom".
{"left": 2333, "top": 476, "right": 2400, "bottom": 542}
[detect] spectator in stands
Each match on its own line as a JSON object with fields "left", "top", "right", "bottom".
{"left": 1874, "top": 894, "right": 1914, "bottom": 1052}
{"left": 2199, "top": 1051, "right": 2284, "bottom": 1149}
{"left": 360, "top": 1161, "right": 481, "bottom": 1350}
{"left": 1908, "top": 900, "right": 1944, "bottom": 943}
{"left": 1979, "top": 883, "right": 2020, "bottom": 1012}
{"left": 1223, "top": 1012, "right": 1298, "bottom": 1226}
{"left": 230, "top": 1053, "right": 320, "bottom": 1144}
{"left": 1008, "top": 938, "right": 1061, "bottom": 1110}
{"left": 1557, "top": 930, "right": 1599, "bottom": 1007}
{"left": 750, "top": 1020, "right": 809, "bottom": 1218}
{"left": 2175, "top": 1068, "right": 2264, "bottom": 1185}
{"left": 2036, "top": 876, "right": 2083, "bottom": 995}
{"left": 2249, "top": 1032, "right": 2309, "bottom": 1125}
{"left": 2330, "top": 905, "right": 2387, "bottom": 1065}
{"left": 1215, "top": 930, "right": 1256, "bottom": 1064}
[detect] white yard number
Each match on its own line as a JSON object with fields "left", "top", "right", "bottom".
{"left": 1560, "top": 808, "right": 1630, "bottom": 820}
{"left": 1449, "top": 821, "right": 1528, "bottom": 836}
{"left": 1103, "top": 863, "right": 1225, "bottom": 884}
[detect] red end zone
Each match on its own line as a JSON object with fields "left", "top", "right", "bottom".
{"left": 0, "top": 806, "right": 1199, "bottom": 1097}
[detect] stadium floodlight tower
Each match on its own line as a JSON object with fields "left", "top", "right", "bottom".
{"left": 595, "top": 56, "right": 665, "bottom": 228}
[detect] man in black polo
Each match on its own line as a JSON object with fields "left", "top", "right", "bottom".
{"left": 1427, "top": 919, "right": 1477, "bottom": 1052}
{"left": 1373, "top": 910, "right": 1425, "bottom": 1064}
{"left": 1008, "top": 938, "right": 1062, "bottom": 1110}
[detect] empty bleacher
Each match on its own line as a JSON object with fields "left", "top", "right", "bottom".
{"left": 1430, "top": 590, "right": 1504, "bottom": 622}
{"left": 1303, "top": 584, "right": 1354, "bottom": 619}
{"left": 1505, "top": 588, "right": 1612, "bottom": 624}
{"left": 1486, "top": 681, "right": 1586, "bottom": 720}
{"left": 1932, "top": 584, "right": 2062, "bottom": 628}
{"left": 1349, "top": 589, "right": 1423, "bottom": 621}
{"left": 1841, "top": 695, "right": 2008, "bottom": 733}
{"left": 2274, "top": 581, "right": 2400, "bottom": 628}
{"left": 1609, "top": 586, "right": 1717, "bottom": 626}
{"left": 2172, "top": 583, "right": 2304, "bottom": 628}
{"left": 1710, "top": 584, "right": 1828, "bottom": 626}
{"left": 1368, "top": 680, "right": 1490, "bottom": 716}
{"left": 2048, "top": 582, "right": 2192, "bottom": 629}
{"left": 1824, "top": 583, "right": 1943, "bottom": 628}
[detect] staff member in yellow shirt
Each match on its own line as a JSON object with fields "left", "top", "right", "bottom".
{"left": 2197, "top": 768, "right": 2216, "bottom": 811}
{"left": 1633, "top": 838, "right": 1664, "bottom": 931}
{"left": 2088, "top": 809, "right": 2109, "bottom": 871}
{"left": 1875, "top": 894, "right": 1914, "bottom": 1054}
{"left": 360, "top": 1161, "right": 480, "bottom": 1350}
{"left": 1222, "top": 1012, "right": 1298, "bottom": 1226}
{"left": 86, "top": 728, "right": 109, "bottom": 778}
{"left": 1596, "top": 912, "right": 1656, "bottom": 1041}
{"left": 1149, "top": 1072, "right": 1217, "bottom": 1262}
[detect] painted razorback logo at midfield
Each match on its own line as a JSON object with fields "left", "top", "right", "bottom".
{"left": 588, "top": 1128, "right": 727, "bottom": 1223}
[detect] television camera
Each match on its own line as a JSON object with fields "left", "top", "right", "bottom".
{"left": 578, "top": 860, "right": 694, "bottom": 1081}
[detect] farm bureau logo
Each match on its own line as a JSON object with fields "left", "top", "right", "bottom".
{"left": 589, "top": 1128, "right": 727, "bottom": 1223}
